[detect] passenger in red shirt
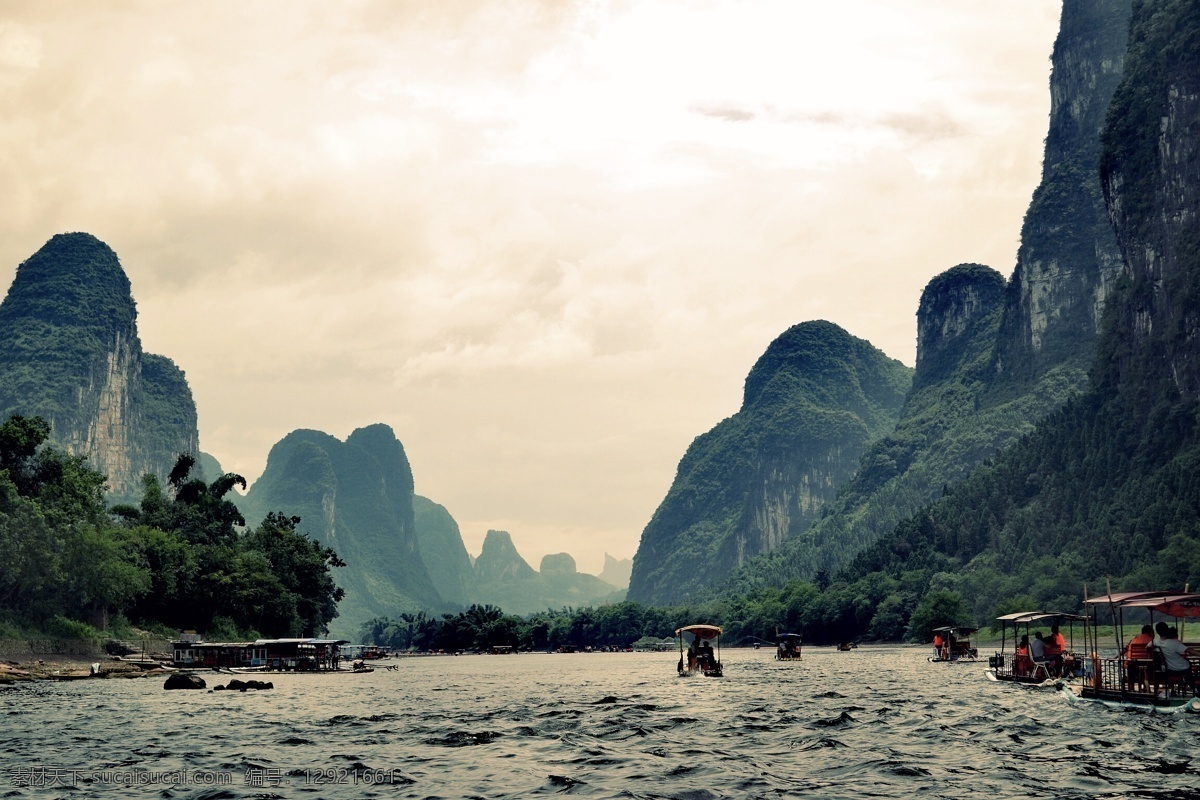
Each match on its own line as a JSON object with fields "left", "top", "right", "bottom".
{"left": 1043, "top": 624, "right": 1067, "bottom": 676}
{"left": 1014, "top": 634, "right": 1032, "bottom": 677}
{"left": 1124, "top": 624, "right": 1155, "bottom": 689}
{"left": 1124, "top": 625, "right": 1154, "bottom": 660}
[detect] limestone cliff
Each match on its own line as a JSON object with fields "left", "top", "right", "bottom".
{"left": 470, "top": 532, "right": 622, "bottom": 614}
{"left": 915, "top": 264, "right": 1009, "bottom": 391}
{"left": 474, "top": 530, "right": 537, "bottom": 582}
{"left": 1099, "top": 0, "right": 1200, "bottom": 400}
{"left": 598, "top": 553, "right": 632, "bottom": 589}
{"left": 627, "top": 320, "right": 911, "bottom": 605}
{"left": 838, "top": 0, "right": 1200, "bottom": 620}
{"left": 0, "top": 233, "right": 199, "bottom": 499}
{"left": 413, "top": 495, "right": 475, "bottom": 607}
{"left": 724, "top": 0, "right": 1137, "bottom": 596}
{"left": 990, "top": 0, "right": 1131, "bottom": 387}
{"left": 236, "top": 424, "right": 447, "bottom": 639}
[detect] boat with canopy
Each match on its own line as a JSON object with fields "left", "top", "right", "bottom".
{"left": 928, "top": 626, "right": 979, "bottom": 662}
{"left": 676, "top": 625, "right": 723, "bottom": 677}
{"left": 985, "top": 611, "right": 1084, "bottom": 686}
{"left": 1061, "top": 589, "right": 1200, "bottom": 712}
{"left": 774, "top": 633, "right": 802, "bottom": 661}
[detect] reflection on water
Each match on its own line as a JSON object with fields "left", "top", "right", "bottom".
{"left": 1, "top": 646, "right": 1197, "bottom": 798}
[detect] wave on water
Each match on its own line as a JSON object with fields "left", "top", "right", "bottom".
{"left": 2, "top": 646, "right": 1198, "bottom": 799}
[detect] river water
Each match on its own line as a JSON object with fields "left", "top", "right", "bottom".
{"left": 1, "top": 645, "right": 1197, "bottom": 799}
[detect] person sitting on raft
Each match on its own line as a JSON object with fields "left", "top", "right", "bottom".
{"left": 1014, "top": 635, "right": 1033, "bottom": 677}
{"left": 1043, "top": 624, "right": 1067, "bottom": 676}
{"left": 1124, "top": 624, "right": 1154, "bottom": 689}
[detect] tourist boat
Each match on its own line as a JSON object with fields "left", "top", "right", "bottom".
{"left": 985, "top": 611, "right": 1085, "bottom": 686}
{"left": 1061, "top": 590, "right": 1200, "bottom": 713}
{"left": 676, "top": 625, "right": 723, "bottom": 677}
{"left": 775, "top": 633, "right": 803, "bottom": 661}
{"left": 928, "top": 626, "right": 979, "bottom": 662}
{"left": 835, "top": 642, "right": 857, "bottom": 651}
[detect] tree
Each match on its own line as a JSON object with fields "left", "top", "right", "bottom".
{"left": 905, "top": 590, "right": 969, "bottom": 642}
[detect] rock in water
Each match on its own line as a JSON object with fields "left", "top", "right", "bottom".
{"left": 164, "top": 673, "right": 206, "bottom": 690}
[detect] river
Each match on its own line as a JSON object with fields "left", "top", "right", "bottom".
{"left": 1, "top": 645, "right": 1196, "bottom": 798}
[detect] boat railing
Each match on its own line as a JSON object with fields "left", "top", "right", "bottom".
{"left": 1081, "top": 653, "right": 1200, "bottom": 702}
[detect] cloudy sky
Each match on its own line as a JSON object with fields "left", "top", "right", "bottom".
{"left": 0, "top": 1, "right": 1061, "bottom": 574}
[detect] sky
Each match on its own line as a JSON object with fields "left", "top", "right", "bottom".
{"left": 0, "top": 0, "right": 1062, "bottom": 575}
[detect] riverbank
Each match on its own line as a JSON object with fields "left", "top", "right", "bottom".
{"left": 0, "top": 653, "right": 173, "bottom": 683}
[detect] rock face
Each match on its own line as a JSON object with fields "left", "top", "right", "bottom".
{"left": 237, "top": 424, "right": 447, "bottom": 639}
{"left": 627, "top": 320, "right": 912, "bottom": 605}
{"left": 991, "top": 0, "right": 1131, "bottom": 386}
{"left": 0, "top": 233, "right": 200, "bottom": 499}
{"left": 1100, "top": 0, "right": 1200, "bottom": 401}
{"left": 915, "top": 265, "right": 1008, "bottom": 391}
{"left": 721, "top": 0, "right": 1139, "bottom": 596}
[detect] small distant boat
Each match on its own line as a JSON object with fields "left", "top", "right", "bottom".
{"left": 835, "top": 642, "right": 857, "bottom": 652}
{"left": 350, "top": 659, "right": 374, "bottom": 673}
{"left": 928, "top": 626, "right": 979, "bottom": 663}
{"left": 775, "top": 633, "right": 803, "bottom": 661}
{"left": 676, "top": 625, "right": 723, "bottom": 677}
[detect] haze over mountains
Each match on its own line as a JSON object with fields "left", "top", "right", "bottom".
{"left": 0, "top": 239, "right": 627, "bottom": 638}
{"left": 3, "top": 0, "right": 1197, "bottom": 643}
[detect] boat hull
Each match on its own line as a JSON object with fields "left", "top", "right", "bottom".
{"left": 1060, "top": 685, "right": 1200, "bottom": 713}
{"left": 985, "top": 669, "right": 1059, "bottom": 688}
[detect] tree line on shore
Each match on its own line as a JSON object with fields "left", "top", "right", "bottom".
{"left": 0, "top": 414, "right": 344, "bottom": 641}
{"left": 357, "top": 578, "right": 976, "bottom": 653}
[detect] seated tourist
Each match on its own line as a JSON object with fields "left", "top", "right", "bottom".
{"left": 1043, "top": 624, "right": 1067, "bottom": 676}
{"left": 1155, "top": 626, "right": 1199, "bottom": 696}
{"left": 1014, "top": 635, "right": 1032, "bottom": 677}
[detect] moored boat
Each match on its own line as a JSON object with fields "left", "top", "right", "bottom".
{"left": 676, "top": 625, "right": 723, "bottom": 677}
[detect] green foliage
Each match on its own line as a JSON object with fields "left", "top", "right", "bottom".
{"left": 630, "top": 321, "right": 912, "bottom": 605}
{"left": 235, "top": 426, "right": 446, "bottom": 638}
{"left": 905, "top": 590, "right": 969, "bottom": 642}
{"left": 0, "top": 420, "right": 345, "bottom": 640}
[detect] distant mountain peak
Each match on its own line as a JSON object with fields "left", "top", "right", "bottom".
{"left": 0, "top": 232, "right": 199, "bottom": 499}
{"left": 475, "top": 530, "right": 537, "bottom": 582}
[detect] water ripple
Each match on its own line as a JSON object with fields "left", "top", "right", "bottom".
{"left": 1, "top": 647, "right": 1198, "bottom": 798}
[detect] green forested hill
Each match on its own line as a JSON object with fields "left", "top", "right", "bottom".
{"left": 627, "top": 320, "right": 911, "bottom": 605}
{"left": 236, "top": 425, "right": 449, "bottom": 639}
{"left": 0, "top": 233, "right": 200, "bottom": 500}
{"left": 0, "top": 233, "right": 137, "bottom": 430}
{"left": 721, "top": 0, "right": 1132, "bottom": 597}
{"left": 833, "top": 0, "right": 1200, "bottom": 630}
